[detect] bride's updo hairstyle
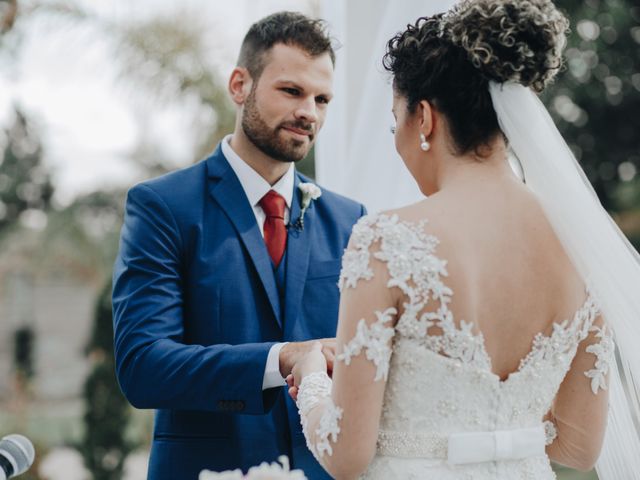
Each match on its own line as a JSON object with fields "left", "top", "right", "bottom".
{"left": 383, "top": 0, "right": 569, "bottom": 156}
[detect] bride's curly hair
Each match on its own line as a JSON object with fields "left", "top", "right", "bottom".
{"left": 383, "top": 0, "right": 569, "bottom": 155}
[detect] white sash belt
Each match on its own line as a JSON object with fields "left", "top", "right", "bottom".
{"left": 377, "top": 425, "right": 546, "bottom": 465}
{"left": 447, "top": 426, "right": 546, "bottom": 465}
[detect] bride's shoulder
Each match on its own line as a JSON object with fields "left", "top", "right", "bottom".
{"left": 374, "top": 198, "right": 451, "bottom": 234}
{"left": 341, "top": 202, "right": 444, "bottom": 290}
{"left": 350, "top": 199, "right": 448, "bottom": 249}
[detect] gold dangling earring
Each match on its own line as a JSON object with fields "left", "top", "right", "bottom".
{"left": 420, "top": 133, "right": 431, "bottom": 152}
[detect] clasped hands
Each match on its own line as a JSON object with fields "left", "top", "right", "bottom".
{"left": 279, "top": 339, "right": 335, "bottom": 402}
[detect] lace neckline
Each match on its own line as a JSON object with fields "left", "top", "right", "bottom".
{"left": 477, "top": 293, "right": 597, "bottom": 384}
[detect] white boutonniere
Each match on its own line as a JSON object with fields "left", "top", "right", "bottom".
{"left": 292, "top": 182, "right": 322, "bottom": 231}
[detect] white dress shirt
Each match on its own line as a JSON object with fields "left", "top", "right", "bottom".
{"left": 221, "top": 135, "right": 291, "bottom": 390}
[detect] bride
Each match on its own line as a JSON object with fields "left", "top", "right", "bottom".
{"left": 288, "top": 0, "right": 640, "bottom": 479}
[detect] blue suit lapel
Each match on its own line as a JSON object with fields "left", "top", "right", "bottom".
{"left": 206, "top": 147, "right": 282, "bottom": 327}
{"left": 284, "top": 174, "right": 313, "bottom": 329}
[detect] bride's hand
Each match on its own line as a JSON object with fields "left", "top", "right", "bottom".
{"left": 286, "top": 374, "right": 298, "bottom": 401}
{"left": 288, "top": 342, "right": 327, "bottom": 401}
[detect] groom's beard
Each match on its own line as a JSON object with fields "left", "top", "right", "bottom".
{"left": 242, "top": 87, "right": 314, "bottom": 163}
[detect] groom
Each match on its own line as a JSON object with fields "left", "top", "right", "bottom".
{"left": 112, "top": 11, "right": 365, "bottom": 480}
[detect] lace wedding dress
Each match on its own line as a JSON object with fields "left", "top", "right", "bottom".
{"left": 297, "top": 213, "right": 614, "bottom": 479}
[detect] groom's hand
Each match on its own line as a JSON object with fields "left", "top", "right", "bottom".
{"left": 279, "top": 338, "right": 336, "bottom": 378}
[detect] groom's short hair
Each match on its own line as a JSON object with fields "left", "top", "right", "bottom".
{"left": 238, "top": 11, "right": 335, "bottom": 80}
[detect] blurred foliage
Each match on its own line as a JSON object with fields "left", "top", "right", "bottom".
{"left": 85, "top": 281, "right": 119, "bottom": 358}
{"left": 1, "top": 0, "right": 236, "bottom": 173}
{"left": 547, "top": 0, "right": 640, "bottom": 214}
{"left": 80, "top": 280, "right": 135, "bottom": 480}
{"left": 51, "top": 189, "right": 126, "bottom": 277}
{"left": 0, "top": 188, "right": 125, "bottom": 288}
{"left": 0, "top": 108, "right": 54, "bottom": 236}
{"left": 116, "top": 17, "right": 236, "bottom": 163}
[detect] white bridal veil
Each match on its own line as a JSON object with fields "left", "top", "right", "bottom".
{"left": 490, "top": 82, "right": 640, "bottom": 479}
{"left": 319, "top": 2, "right": 640, "bottom": 478}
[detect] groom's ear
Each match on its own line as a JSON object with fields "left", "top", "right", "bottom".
{"left": 418, "top": 100, "right": 435, "bottom": 137}
{"left": 228, "top": 67, "right": 253, "bottom": 106}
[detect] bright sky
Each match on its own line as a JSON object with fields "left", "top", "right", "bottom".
{"left": 0, "top": 0, "right": 317, "bottom": 204}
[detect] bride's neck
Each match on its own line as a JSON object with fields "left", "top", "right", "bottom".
{"left": 434, "top": 143, "right": 519, "bottom": 195}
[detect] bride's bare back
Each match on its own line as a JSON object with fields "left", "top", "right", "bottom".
{"left": 396, "top": 176, "right": 587, "bottom": 381}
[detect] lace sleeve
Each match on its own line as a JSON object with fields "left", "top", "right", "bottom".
{"left": 337, "top": 307, "right": 397, "bottom": 381}
{"left": 338, "top": 214, "right": 380, "bottom": 290}
{"left": 296, "top": 372, "right": 343, "bottom": 459}
{"left": 546, "top": 310, "right": 612, "bottom": 471}
{"left": 296, "top": 214, "right": 405, "bottom": 479}
{"left": 583, "top": 324, "right": 615, "bottom": 395}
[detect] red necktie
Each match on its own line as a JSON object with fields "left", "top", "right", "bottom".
{"left": 259, "top": 190, "right": 287, "bottom": 267}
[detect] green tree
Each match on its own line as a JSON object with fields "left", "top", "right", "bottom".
{"left": 80, "top": 281, "right": 134, "bottom": 480}
{"left": 547, "top": 0, "right": 640, "bottom": 212}
{"left": 115, "top": 15, "right": 236, "bottom": 165}
{"left": 0, "top": 108, "right": 54, "bottom": 235}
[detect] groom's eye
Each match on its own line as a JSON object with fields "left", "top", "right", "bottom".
{"left": 282, "top": 87, "right": 301, "bottom": 96}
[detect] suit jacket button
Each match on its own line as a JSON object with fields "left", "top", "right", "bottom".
{"left": 217, "top": 400, "right": 226, "bottom": 411}
{"left": 235, "top": 401, "right": 245, "bottom": 411}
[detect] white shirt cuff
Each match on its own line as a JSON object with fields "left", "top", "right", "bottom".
{"left": 262, "top": 342, "right": 288, "bottom": 390}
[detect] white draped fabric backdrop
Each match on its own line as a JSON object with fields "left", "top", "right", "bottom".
{"left": 317, "top": 0, "right": 458, "bottom": 213}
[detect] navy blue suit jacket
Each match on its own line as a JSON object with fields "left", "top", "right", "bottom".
{"left": 112, "top": 145, "right": 365, "bottom": 479}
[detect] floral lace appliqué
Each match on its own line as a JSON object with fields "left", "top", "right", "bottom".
{"left": 584, "top": 324, "right": 615, "bottom": 394}
{"left": 516, "top": 294, "right": 599, "bottom": 376}
{"left": 338, "top": 214, "right": 490, "bottom": 371}
{"left": 296, "top": 372, "right": 342, "bottom": 459}
{"left": 339, "top": 215, "right": 378, "bottom": 290}
{"left": 315, "top": 403, "right": 343, "bottom": 458}
{"left": 337, "top": 307, "right": 397, "bottom": 381}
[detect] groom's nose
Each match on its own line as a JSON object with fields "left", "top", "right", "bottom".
{"left": 294, "top": 96, "right": 319, "bottom": 124}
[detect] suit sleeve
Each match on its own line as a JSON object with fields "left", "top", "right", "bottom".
{"left": 112, "top": 184, "right": 280, "bottom": 414}
{"left": 360, "top": 203, "right": 367, "bottom": 218}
